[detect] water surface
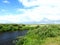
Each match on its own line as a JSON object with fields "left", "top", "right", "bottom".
{"left": 0, "top": 30, "right": 27, "bottom": 45}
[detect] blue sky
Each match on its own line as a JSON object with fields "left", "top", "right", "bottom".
{"left": 0, "top": 0, "right": 60, "bottom": 24}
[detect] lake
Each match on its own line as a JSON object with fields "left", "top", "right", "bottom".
{"left": 0, "top": 30, "right": 27, "bottom": 45}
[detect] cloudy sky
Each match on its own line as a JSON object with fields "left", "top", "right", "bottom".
{"left": 0, "top": 0, "right": 60, "bottom": 24}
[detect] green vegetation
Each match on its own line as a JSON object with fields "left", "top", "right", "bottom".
{"left": 16, "top": 24, "right": 60, "bottom": 45}
{"left": 0, "top": 24, "right": 60, "bottom": 45}
{"left": 0, "top": 24, "right": 28, "bottom": 32}
{"left": 0, "top": 24, "right": 38, "bottom": 32}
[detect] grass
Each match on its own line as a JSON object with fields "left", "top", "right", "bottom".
{"left": 0, "top": 24, "right": 60, "bottom": 45}
{"left": 0, "top": 24, "right": 35, "bottom": 32}
{"left": 16, "top": 24, "right": 60, "bottom": 45}
{"left": 42, "top": 36, "right": 60, "bottom": 45}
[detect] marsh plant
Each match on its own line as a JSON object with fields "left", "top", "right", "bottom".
{"left": 16, "top": 24, "right": 60, "bottom": 45}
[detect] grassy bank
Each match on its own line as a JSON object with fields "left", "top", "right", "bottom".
{"left": 16, "top": 24, "right": 60, "bottom": 45}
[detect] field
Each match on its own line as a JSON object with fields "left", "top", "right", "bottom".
{"left": 0, "top": 24, "right": 60, "bottom": 45}
{"left": 15, "top": 24, "right": 60, "bottom": 45}
{"left": 0, "top": 24, "right": 32, "bottom": 32}
{"left": 0, "top": 24, "right": 40, "bottom": 32}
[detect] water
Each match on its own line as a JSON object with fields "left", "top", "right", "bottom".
{"left": 0, "top": 30, "right": 27, "bottom": 45}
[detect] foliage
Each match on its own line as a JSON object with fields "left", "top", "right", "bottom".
{"left": 0, "top": 24, "right": 29, "bottom": 32}
{"left": 16, "top": 24, "right": 60, "bottom": 45}
{"left": 0, "top": 24, "right": 39, "bottom": 32}
{"left": 0, "top": 24, "right": 60, "bottom": 45}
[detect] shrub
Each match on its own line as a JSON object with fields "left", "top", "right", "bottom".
{"left": 16, "top": 24, "right": 60, "bottom": 45}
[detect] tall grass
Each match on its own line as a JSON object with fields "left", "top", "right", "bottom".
{"left": 16, "top": 24, "right": 60, "bottom": 45}
{"left": 0, "top": 24, "right": 38, "bottom": 32}
{"left": 0, "top": 24, "right": 26, "bottom": 32}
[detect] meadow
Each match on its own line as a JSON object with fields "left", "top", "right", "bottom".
{"left": 16, "top": 24, "right": 60, "bottom": 45}
{"left": 0, "top": 24, "right": 60, "bottom": 45}
{"left": 0, "top": 24, "right": 34, "bottom": 32}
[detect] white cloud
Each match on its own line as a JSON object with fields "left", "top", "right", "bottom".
{"left": 0, "top": 10, "right": 60, "bottom": 23}
{"left": 0, "top": 0, "right": 60, "bottom": 23}
{"left": 3, "top": 0, "right": 10, "bottom": 4}
{"left": 18, "top": 0, "right": 60, "bottom": 20}
{"left": 0, "top": 12, "right": 60, "bottom": 23}
{"left": 45, "top": 15, "right": 60, "bottom": 20}
{"left": 18, "top": 0, "right": 39, "bottom": 7}
{"left": 0, "top": 14, "right": 43, "bottom": 23}
{"left": 18, "top": 0, "right": 60, "bottom": 7}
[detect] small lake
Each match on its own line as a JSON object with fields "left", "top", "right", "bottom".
{"left": 0, "top": 30, "right": 28, "bottom": 45}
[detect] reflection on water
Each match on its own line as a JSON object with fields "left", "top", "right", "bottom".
{"left": 0, "top": 30, "right": 27, "bottom": 45}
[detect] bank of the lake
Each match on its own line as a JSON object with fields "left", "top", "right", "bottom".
{"left": 0, "top": 24, "right": 60, "bottom": 45}
{"left": 16, "top": 24, "right": 60, "bottom": 45}
{"left": 0, "top": 24, "right": 36, "bottom": 32}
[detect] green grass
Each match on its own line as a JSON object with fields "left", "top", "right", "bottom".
{"left": 0, "top": 24, "right": 60, "bottom": 45}
{"left": 16, "top": 24, "right": 60, "bottom": 45}
{"left": 42, "top": 36, "right": 60, "bottom": 45}
{"left": 0, "top": 24, "right": 34, "bottom": 32}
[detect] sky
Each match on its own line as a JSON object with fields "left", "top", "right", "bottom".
{"left": 0, "top": 0, "right": 60, "bottom": 24}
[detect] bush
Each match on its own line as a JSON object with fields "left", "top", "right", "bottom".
{"left": 16, "top": 24, "right": 60, "bottom": 45}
